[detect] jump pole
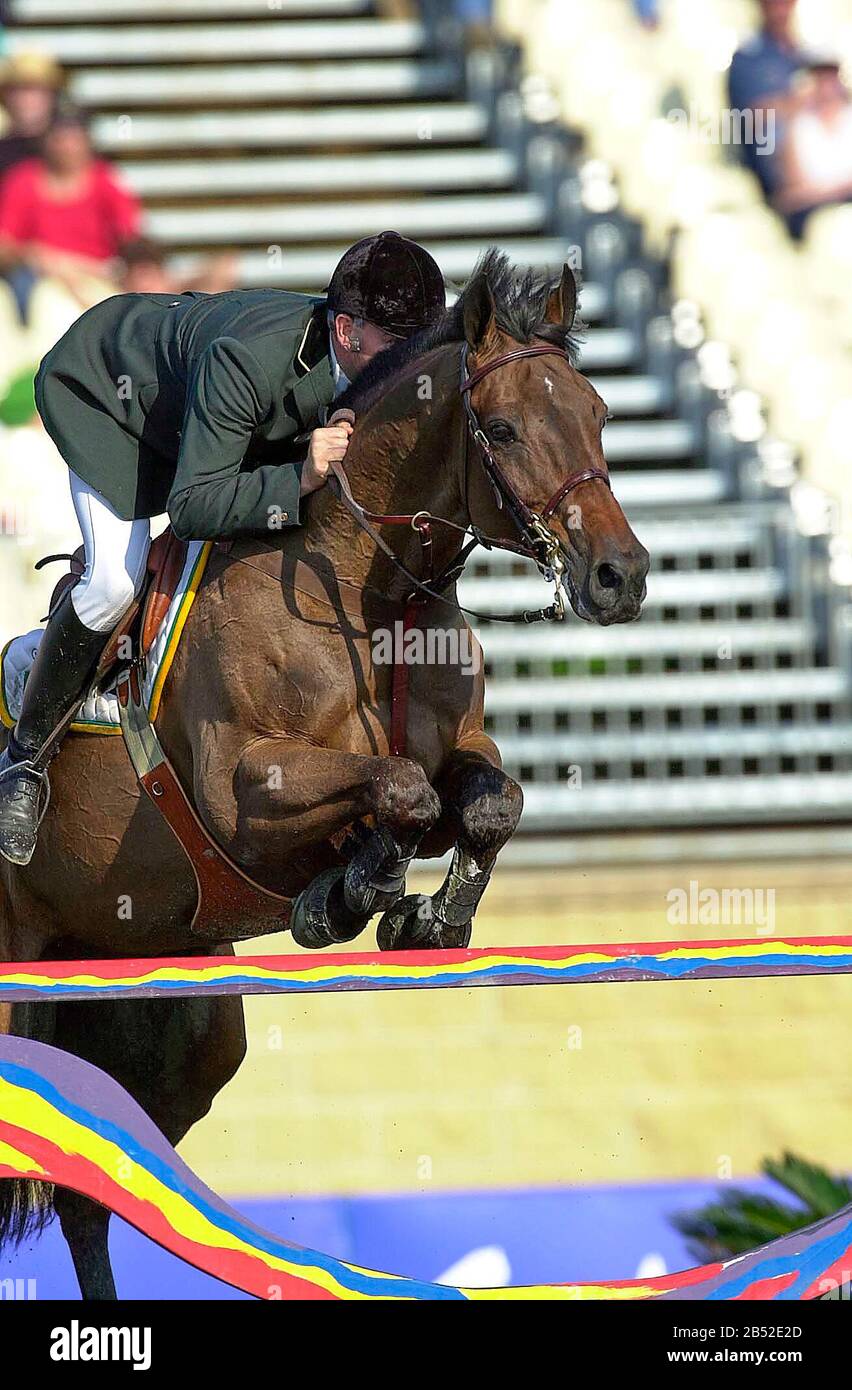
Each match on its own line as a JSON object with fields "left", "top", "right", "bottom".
{"left": 0, "top": 934, "right": 851, "bottom": 1003}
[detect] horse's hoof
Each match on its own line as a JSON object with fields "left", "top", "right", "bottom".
{"left": 343, "top": 826, "right": 411, "bottom": 918}
{"left": 377, "top": 895, "right": 476, "bottom": 951}
{"left": 290, "top": 868, "right": 368, "bottom": 950}
{"left": 376, "top": 894, "right": 437, "bottom": 951}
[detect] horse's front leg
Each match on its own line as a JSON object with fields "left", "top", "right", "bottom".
{"left": 223, "top": 738, "right": 442, "bottom": 948}
{"left": 377, "top": 736, "right": 523, "bottom": 951}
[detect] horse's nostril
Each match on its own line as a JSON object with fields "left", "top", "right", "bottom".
{"left": 596, "top": 562, "right": 623, "bottom": 591}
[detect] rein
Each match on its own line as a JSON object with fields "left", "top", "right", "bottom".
{"left": 328, "top": 341, "right": 610, "bottom": 627}
{"left": 328, "top": 420, "right": 533, "bottom": 626}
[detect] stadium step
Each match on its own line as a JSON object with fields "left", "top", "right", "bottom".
{"left": 172, "top": 239, "right": 602, "bottom": 292}
{"left": 7, "top": 19, "right": 426, "bottom": 64}
{"left": 497, "top": 721, "right": 852, "bottom": 770}
{"left": 118, "top": 149, "right": 521, "bottom": 199}
{"left": 483, "top": 667, "right": 849, "bottom": 714}
{"left": 477, "top": 619, "right": 816, "bottom": 665}
{"left": 460, "top": 568, "right": 787, "bottom": 616}
{"left": 575, "top": 328, "right": 641, "bottom": 372}
{"left": 15, "top": 0, "right": 371, "bottom": 18}
{"left": 73, "top": 59, "right": 459, "bottom": 108}
{"left": 586, "top": 374, "right": 673, "bottom": 415}
{"left": 602, "top": 420, "right": 699, "bottom": 463}
{"left": 472, "top": 510, "right": 776, "bottom": 568}
{"left": 519, "top": 775, "right": 852, "bottom": 828}
{"left": 602, "top": 471, "right": 729, "bottom": 508}
{"left": 93, "top": 104, "right": 490, "bottom": 152}
{"left": 146, "top": 192, "right": 549, "bottom": 245}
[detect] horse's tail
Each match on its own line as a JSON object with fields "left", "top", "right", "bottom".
{"left": 0, "top": 1001, "right": 57, "bottom": 1250}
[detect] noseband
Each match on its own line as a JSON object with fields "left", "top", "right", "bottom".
{"left": 459, "top": 341, "right": 610, "bottom": 619}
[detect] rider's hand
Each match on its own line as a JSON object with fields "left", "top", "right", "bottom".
{"left": 300, "top": 422, "right": 353, "bottom": 496}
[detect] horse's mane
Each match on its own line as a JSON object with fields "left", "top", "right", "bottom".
{"left": 336, "top": 248, "right": 583, "bottom": 418}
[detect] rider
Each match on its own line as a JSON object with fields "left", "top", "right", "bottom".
{"left": 0, "top": 230, "right": 446, "bottom": 866}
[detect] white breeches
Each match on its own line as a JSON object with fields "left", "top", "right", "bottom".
{"left": 69, "top": 471, "right": 151, "bottom": 633}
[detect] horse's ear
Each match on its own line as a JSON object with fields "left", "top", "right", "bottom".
{"left": 544, "top": 263, "right": 578, "bottom": 330}
{"left": 462, "top": 271, "right": 497, "bottom": 349}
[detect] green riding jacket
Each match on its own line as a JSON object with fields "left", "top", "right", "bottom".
{"left": 35, "top": 288, "right": 338, "bottom": 541}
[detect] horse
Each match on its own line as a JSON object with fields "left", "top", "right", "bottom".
{"left": 0, "top": 250, "right": 649, "bottom": 1297}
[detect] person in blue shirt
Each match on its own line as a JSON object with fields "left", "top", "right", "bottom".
{"left": 633, "top": 0, "right": 659, "bottom": 27}
{"left": 728, "top": 0, "right": 807, "bottom": 196}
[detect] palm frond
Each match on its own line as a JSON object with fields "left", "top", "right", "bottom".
{"left": 672, "top": 1153, "right": 851, "bottom": 1262}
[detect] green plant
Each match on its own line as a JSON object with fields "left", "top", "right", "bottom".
{"left": 673, "top": 1152, "right": 852, "bottom": 1262}
{"left": 0, "top": 368, "right": 37, "bottom": 427}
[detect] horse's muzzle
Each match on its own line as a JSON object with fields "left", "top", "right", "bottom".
{"left": 567, "top": 539, "right": 649, "bottom": 625}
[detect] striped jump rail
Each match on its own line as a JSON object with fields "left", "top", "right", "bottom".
{"left": 1, "top": 934, "right": 852, "bottom": 1003}
{"left": 1, "top": 1033, "right": 850, "bottom": 1301}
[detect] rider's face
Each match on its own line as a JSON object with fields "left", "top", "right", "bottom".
{"left": 357, "top": 319, "right": 400, "bottom": 362}
{"left": 332, "top": 313, "right": 399, "bottom": 380}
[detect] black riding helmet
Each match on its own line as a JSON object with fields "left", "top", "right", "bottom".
{"left": 326, "top": 230, "right": 446, "bottom": 337}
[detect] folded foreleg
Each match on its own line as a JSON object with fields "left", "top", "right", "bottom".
{"left": 377, "top": 736, "right": 523, "bottom": 951}
{"left": 225, "top": 737, "right": 441, "bottom": 948}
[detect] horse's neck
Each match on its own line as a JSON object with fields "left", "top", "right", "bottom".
{"left": 304, "top": 345, "right": 467, "bottom": 595}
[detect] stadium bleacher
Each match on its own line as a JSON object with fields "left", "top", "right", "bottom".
{"left": 1, "top": 0, "right": 851, "bottom": 834}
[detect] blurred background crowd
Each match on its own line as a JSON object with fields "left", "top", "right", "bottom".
{"left": 628, "top": 0, "right": 852, "bottom": 236}
{"left": 0, "top": 31, "right": 237, "bottom": 427}
{"left": 505, "top": 0, "right": 852, "bottom": 566}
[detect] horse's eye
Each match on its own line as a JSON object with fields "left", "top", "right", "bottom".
{"left": 488, "top": 419, "right": 516, "bottom": 445}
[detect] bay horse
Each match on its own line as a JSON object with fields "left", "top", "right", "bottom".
{"left": 0, "top": 251, "right": 648, "bottom": 1297}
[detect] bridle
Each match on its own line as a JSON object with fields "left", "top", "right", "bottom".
{"left": 328, "top": 340, "right": 611, "bottom": 625}
{"left": 458, "top": 340, "right": 610, "bottom": 620}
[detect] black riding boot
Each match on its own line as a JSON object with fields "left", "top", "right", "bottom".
{"left": 0, "top": 593, "right": 109, "bottom": 866}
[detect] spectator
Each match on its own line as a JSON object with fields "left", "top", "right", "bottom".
{"left": 0, "top": 52, "right": 64, "bottom": 182}
{"left": 119, "top": 236, "right": 173, "bottom": 294}
{"left": 120, "top": 236, "right": 239, "bottom": 296}
{"left": 632, "top": 0, "right": 659, "bottom": 28}
{"left": 728, "top": 0, "right": 807, "bottom": 196}
{"left": 776, "top": 56, "right": 852, "bottom": 237}
{"left": 439, "top": 0, "right": 494, "bottom": 48}
{"left": 0, "top": 105, "right": 142, "bottom": 321}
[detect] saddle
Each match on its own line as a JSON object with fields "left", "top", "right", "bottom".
{"left": 39, "top": 527, "right": 293, "bottom": 938}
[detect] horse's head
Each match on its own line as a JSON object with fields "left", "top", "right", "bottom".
{"left": 459, "top": 261, "right": 649, "bottom": 624}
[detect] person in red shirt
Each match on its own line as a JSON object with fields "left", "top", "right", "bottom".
{"left": 0, "top": 104, "right": 142, "bottom": 321}
{"left": 0, "top": 51, "right": 65, "bottom": 182}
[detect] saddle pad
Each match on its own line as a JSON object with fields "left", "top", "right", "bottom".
{"left": 0, "top": 541, "right": 211, "bottom": 737}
